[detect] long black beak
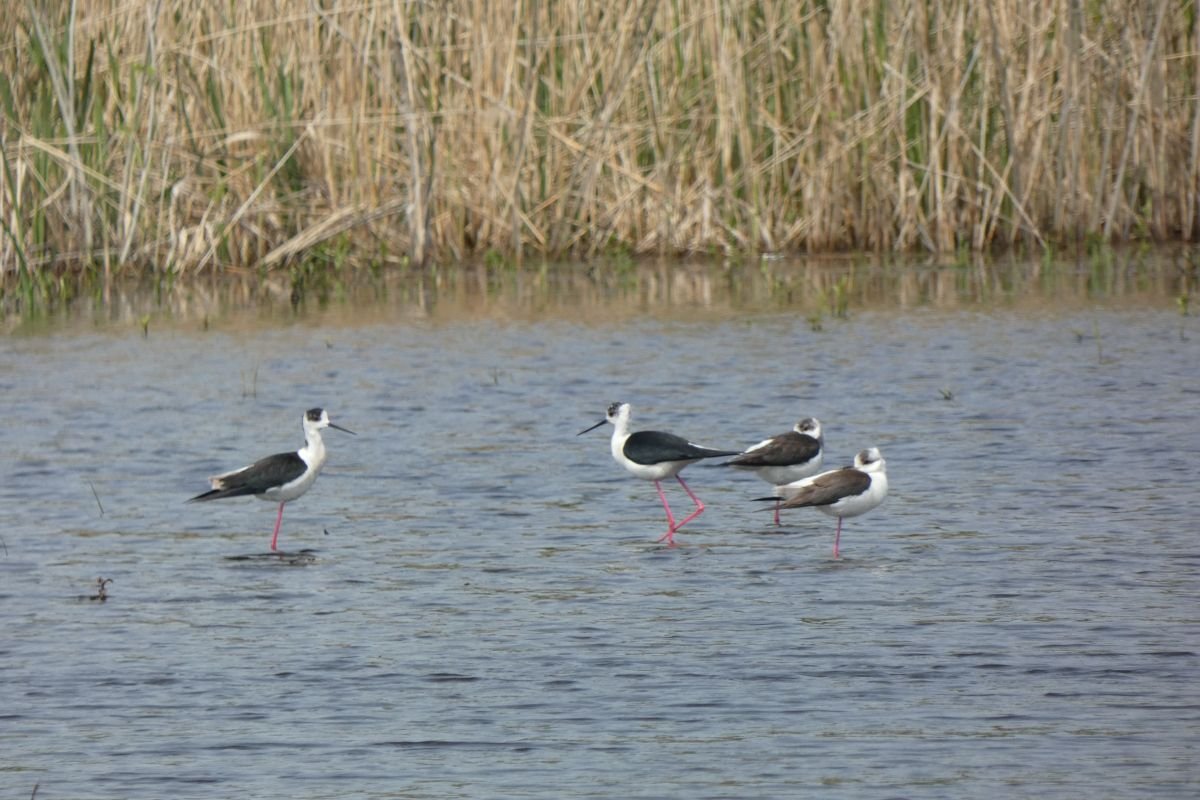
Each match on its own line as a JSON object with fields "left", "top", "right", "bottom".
{"left": 329, "top": 423, "right": 357, "bottom": 435}
{"left": 577, "top": 419, "right": 607, "bottom": 436}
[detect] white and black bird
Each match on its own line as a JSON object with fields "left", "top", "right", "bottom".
{"left": 765, "top": 447, "right": 888, "bottom": 558}
{"left": 189, "top": 408, "right": 355, "bottom": 552}
{"left": 725, "top": 417, "right": 824, "bottom": 525}
{"left": 579, "top": 401, "right": 739, "bottom": 545}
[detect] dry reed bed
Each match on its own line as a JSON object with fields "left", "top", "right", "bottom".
{"left": 0, "top": 0, "right": 1194, "bottom": 278}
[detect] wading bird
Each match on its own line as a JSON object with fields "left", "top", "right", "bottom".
{"left": 189, "top": 408, "right": 354, "bottom": 552}
{"left": 579, "top": 402, "right": 738, "bottom": 545}
{"left": 725, "top": 417, "right": 824, "bottom": 525}
{"left": 765, "top": 447, "right": 888, "bottom": 558}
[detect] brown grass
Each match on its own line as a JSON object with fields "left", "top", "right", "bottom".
{"left": 0, "top": 0, "right": 1196, "bottom": 277}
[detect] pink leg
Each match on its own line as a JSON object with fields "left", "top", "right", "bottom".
{"left": 653, "top": 480, "right": 678, "bottom": 545}
{"left": 672, "top": 475, "right": 706, "bottom": 531}
{"left": 773, "top": 499, "right": 782, "bottom": 527}
{"left": 270, "top": 502, "right": 286, "bottom": 552}
{"left": 832, "top": 516, "right": 843, "bottom": 559}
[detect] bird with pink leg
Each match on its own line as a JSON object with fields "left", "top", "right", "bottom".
{"left": 579, "top": 402, "right": 738, "bottom": 546}
{"left": 189, "top": 408, "right": 355, "bottom": 553}
{"left": 765, "top": 447, "right": 888, "bottom": 559}
{"left": 724, "top": 416, "right": 824, "bottom": 526}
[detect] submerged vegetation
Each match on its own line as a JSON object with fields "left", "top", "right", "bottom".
{"left": 0, "top": 0, "right": 1196, "bottom": 284}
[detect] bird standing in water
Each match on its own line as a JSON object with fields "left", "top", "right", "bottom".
{"left": 189, "top": 408, "right": 355, "bottom": 552}
{"left": 768, "top": 447, "right": 888, "bottom": 558}
{"left": 725, "top": 417, "right": 824, "bottom": 525}
{"left": 579, "top": 402, "right": 739, "bottom": 545}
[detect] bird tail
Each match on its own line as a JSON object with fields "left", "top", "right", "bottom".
{"left": 751, "top": 496, "right": 786, "bottom": 513}
{"left": 187, "top": 489, "right": 222, "bottom": 503}
{"left": 187, "top": 485, "right": 258, "bottom": 502}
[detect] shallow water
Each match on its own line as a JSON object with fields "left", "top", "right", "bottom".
{"left": 2, "top": 257, "right": 1198, "bottom": 798}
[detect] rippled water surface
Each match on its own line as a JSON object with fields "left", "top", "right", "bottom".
{"left": 3, "top": 258, "right": 1198, "bottom": 798}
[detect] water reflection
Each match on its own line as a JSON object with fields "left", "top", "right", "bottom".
{"left": 3, "top": 248, "right": 1193, "bottom": 332}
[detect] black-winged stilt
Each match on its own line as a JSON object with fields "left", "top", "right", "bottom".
{"left": 724, "top": 417, "right": 824, "bottom": 525}
{"left": 189, "top": 408, "right": 355, "bottom": 552}
{"left": 578, "top": 402, "right": 739, "bottom": 545}
{"left": 765, "top": 447, "right": 888, "bottom": 558}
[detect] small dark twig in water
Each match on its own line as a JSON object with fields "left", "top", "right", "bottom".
{"left": 939, "top": 387, "right": 954, "bottom": 401}
{"left": 89, "top": 577, "right": 113, "bottom": 602}
{"left": 1072, "top": 322, "right": 1107, "bottom": 363}
{"left": 31, "top": 783, "right": 39, "bottom": 800}
{"left": 242, "top": 364, "right": 260, "bottom": 398}
{"left": 88, "top": 480, "right": 105, "bottom": 515}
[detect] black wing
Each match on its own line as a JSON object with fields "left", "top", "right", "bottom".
{"left": 778, "top": 468, "right": 870, "bottom": 509}
{"left": 727, "top": 431, "right": 820, "bottom": 468}
{"left": 623, "top": 430, "right": 739, "bottom": 465}
{"left": 189, "top": 451, "right": 306, "bottom": 501}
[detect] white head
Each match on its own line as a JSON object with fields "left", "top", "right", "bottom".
{"left": 303, "top": 407, "right": 356, "bottom": 437}
{"left": 578, "top": 401, "right": 632, "bottom": 436}
{"left": 854, "top": 447, "right": 885, "bottom": 472}
{"left": 605, "top": 402, "right": 631, "bottom": 426}
{"left": 795, "top": 417, "right": 823, "bottom": 442}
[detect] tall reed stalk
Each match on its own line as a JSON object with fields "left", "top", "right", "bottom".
{"left": 0, "top": 0, "right": 1195, "bottom": 277}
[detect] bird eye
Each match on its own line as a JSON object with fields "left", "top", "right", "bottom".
{"left": 607, "top": 402, "right": 621, "bottom": 415}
